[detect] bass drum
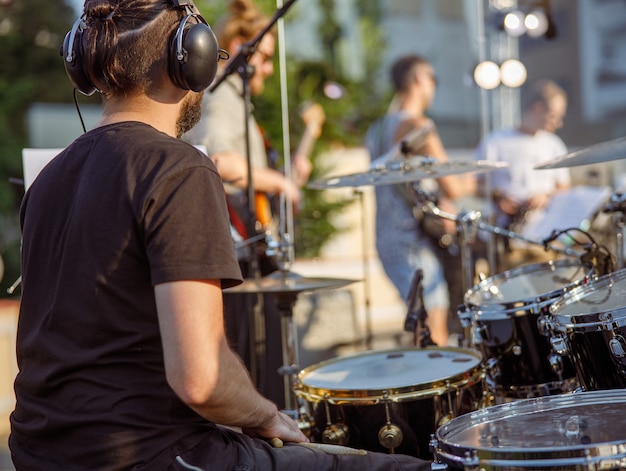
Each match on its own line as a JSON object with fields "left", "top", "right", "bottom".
{"left": 431, "top": 389, "right": 626, "bottom": 470}
{"left": 549, "top": 267, "right": 626, "bottom": 391}
{"left": 294, "top": 346, "right": 485, "bottom": 460}
{"left": 459, "top": 259, "right": 586, "bottom": 401}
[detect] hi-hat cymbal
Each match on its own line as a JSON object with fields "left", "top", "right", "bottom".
{"left": 535, "top": 136, "right": 626, "bottom": 169}
{"left": 224, "top": 270, "right": 358, "bottom": 295}
{"left": 307, "top": 157, "right": 508, "bottom": 189}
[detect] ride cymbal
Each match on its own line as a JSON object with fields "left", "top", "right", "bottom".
{"left": 308, "top": 157, "right": 508, "bottom": 189}
{"left": 535, "top": 136, "right": 626, "bottom": 169}
{"left": 224, "top": 270, "right": 358, "bottom": 295}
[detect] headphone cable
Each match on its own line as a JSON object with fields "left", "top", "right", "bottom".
{"left": 73, "top": 88, "right": 87, "bottom": 133}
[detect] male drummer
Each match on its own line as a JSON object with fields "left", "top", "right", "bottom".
{"left": 10, "top": 1, "right": 431, "bottom": 469}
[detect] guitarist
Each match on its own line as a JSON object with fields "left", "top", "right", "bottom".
{"left": 183, "top": 0, "right": 323, "bottom": 409}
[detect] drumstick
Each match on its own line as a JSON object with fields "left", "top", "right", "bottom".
{"left": 268, "top": 438, "right": 367, "bottom": 456}
{"left": 269, "top": 437, "right": 283, "bottom": 448}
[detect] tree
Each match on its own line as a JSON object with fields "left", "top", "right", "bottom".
{"left": 198, "top": 0, "right": 390, "bottom": 258}
{"left": 0, "top": 0, "right": 80, "bottom": 294}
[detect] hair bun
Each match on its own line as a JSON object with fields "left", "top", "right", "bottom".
{"left": 85, "top": 0, "right": 118, "bottom": 21}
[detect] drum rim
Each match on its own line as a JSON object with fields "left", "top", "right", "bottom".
{"left": 434, "top": 389, "right": 626, "bottom": 463}
{"left": 465, "top": 259, "right": 588, "bottom": 318}
{"left": 550, "top": 267, "right": 626, "bottom": 329}
{"left": 294, "top": 346, "right": 484, "bottom": 405}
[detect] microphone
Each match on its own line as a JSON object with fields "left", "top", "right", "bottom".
{"left": 580, "top": 243, "right": 613, "bottom": 277}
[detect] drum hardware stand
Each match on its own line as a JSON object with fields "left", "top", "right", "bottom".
{"left": 411, "top": 188, "right": 583, "bottom": 348}
{"left": 353, "top": 189, "right": 374, "bottom": 350}
{"left": 603, "top": 191, "right": 626, "bottom": 269}
{"left": 404, "top": 269, "right": 436, "bottom": 347}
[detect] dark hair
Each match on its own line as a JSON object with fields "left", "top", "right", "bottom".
{"left": 81, "top": 0, "right": 180, "bottom": 97}
{"left": 390, "top": 54, "right": 429, "bottom": 93}
{"left": 522, "top": 79, "right": 567, "bottom": 111}
{"left": 213, "top": 0, "right": 272, "bottom": 48}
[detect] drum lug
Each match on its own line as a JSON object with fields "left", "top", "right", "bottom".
{"left": 429, "top": 435, "right": 449, "bottom": 470}
{"left": 378, "top": 392, "right": 403, "bottom": 452}
{"left": 472, "top": 324, "right": 489, "bottom": 344}
{"left": 537, "top": 315, "right": 554, "bottom": 337}
{"left": 609, "top": 336, "right": 626, "bottom": 359}
{"left": 548, "top": 353, "right": 564, "bottom": 376}
{"left": 378, "top": 423, "right": 403, "bottom": 451}
{"left": 462, "top": 449, "right": 480, "bottom": 470}
{"left": 458, "top": 306, "right": 472, "bottom": 329}
{"left": 486, "top": 357, "right": 501, "bottom": 380}
{"left": 322, "top": 422, "right": 350, "bottom": 446}
{"left": 550, "top": 335, "right": 568, "bottom": 356}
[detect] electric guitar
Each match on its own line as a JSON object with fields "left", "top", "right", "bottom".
{"left": 228, "top": 103, "right": 325, "bottom": 269}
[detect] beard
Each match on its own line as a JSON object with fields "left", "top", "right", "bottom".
{"left": 176, "top": 91, "right": 203, "bottom": 138}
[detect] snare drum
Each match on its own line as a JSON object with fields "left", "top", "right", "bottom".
{"left": 294, "top": 347, "right": 485, "bottom": 460}
{"left": 459, "top": 259, "right": 586, "bottom": 401}
{"left": 431, "top": 389, "right": 626, "bottom": 470}
{"left": 549, "top": 268, "right": 626, "bottom": 391}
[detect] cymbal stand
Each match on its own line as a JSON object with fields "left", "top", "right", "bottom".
{"left": 411, "top": 188, "right": 583, "bottom": 296}
{"left": 604, "top": 192, "right": 626, "bottom": 269}
{"left": 269, "top": 195, "right": 302, "bottom": 415}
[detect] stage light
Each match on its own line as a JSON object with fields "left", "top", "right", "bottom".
{"left": 474, "top": 61, "right": 501, "bottom": 90}
{"left": 525, "top": 9, "right": 549, "bottom": 37}
{"left": 503, "top": 10, "right": 526, "bottom": 37}
{"left": 500, "top": 59, "right": 527, "bottom": 88}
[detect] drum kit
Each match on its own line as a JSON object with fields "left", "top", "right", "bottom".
{"left": 230, "top": 135, "right": 626, "bottom": 469}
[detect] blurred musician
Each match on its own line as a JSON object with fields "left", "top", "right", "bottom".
{"left": 475, "top": 79, "right": 571, "bottom": 269}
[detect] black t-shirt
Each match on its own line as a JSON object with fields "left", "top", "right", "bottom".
{"left": 10, "top": 122, "right": 243, "bottom": 470}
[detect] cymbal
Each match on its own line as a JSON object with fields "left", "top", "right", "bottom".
{"left": 307, "top": 157, "right": 508, "bottom": 189}
{"left": 224, "top": 270, "right": 358, "bottom": 295}
{"left": 535, "top": 136, "right": 626, "bottom": 169}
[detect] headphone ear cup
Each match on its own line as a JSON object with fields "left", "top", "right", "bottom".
{"left": 169, "top": 17, "right": 219, "bottom": 92}
{"left": 61, "top": 19, "right": 97, "bottom": 96}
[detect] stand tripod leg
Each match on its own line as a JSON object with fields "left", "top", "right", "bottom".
{"left": 275, "top": 295, "right": 300, "bottom": 414}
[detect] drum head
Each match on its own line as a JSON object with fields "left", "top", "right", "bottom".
{"left": 435, "top": 390, "right": 626, "bottom": 469}
{"left": 295, "top": 347, "right": 482, "bottom": 404}
{"left": 465, "top": 259, "right": 586, "bottom": 320}
{"left": 551, "top": 268, "right": 626, "bottom": 328}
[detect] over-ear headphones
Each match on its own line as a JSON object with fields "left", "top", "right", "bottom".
{"left": 61, "top": 0, "right": 220, "bottom": 95}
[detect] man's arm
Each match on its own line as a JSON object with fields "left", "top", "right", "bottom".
{"left": 210, "top": 150, "right": 300, "bottom": 205}
{"left": 154, "top": 279, "right": 307, "bottom": 443}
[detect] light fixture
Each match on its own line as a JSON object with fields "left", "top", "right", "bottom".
{"left": 524, "top": 9, "right": 549, "bottom": 37}
{"left": 496, "top": 1, "right": 557, "bottom": 40}
{"left": 474, "top": 61, "right": 501, "bottom": 90}
{"left": 500, "top": 59, "right": 527, "bottom": 88}
{"left": 503, "top": 10, "right": 526, "bottom": 37}
{"left": 473, "top": 59, "right": 528, "bottom": 90}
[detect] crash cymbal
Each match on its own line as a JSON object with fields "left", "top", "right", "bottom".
{"left": 535, "top": 136, "right": 626, "bottom": 169}
{"left": 307, "top": 157, "right": 508, "bottom": 189}
{"left": 224, "top": 270, "right": 358, "bottom": 295}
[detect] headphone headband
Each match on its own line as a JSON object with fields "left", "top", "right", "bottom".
{"left": 61, "top": 0, "right": 220, "bottom": 94}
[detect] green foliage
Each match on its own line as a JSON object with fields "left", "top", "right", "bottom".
{"left": 0, "top": 0, "right": 79, "bottom": 295}
{"left": 196, "top": 0, "right": 391, "bottom": 258}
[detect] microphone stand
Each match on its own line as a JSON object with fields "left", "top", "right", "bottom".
{"left": 404, "top": 269, "right": 435, "bottom": 347}
{"left": 209, "top": 0, "right": 299, "bottom": 267}
{"left": 208, "top": 0, "right": 299, "bottom": 410}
